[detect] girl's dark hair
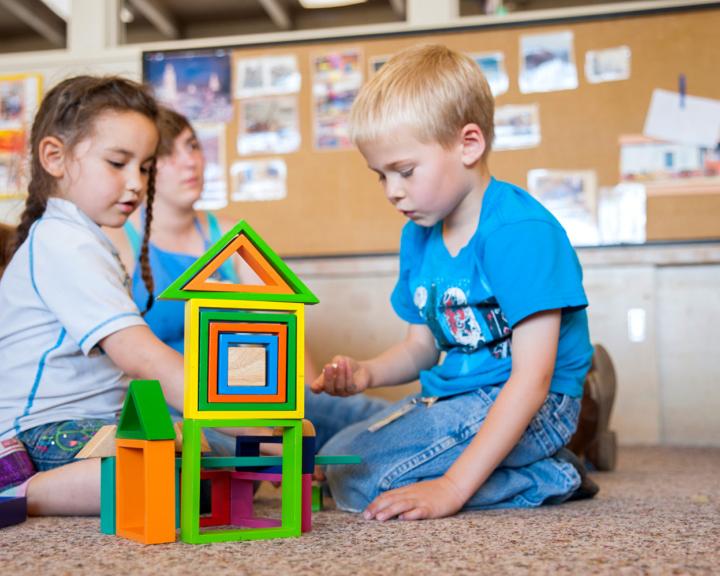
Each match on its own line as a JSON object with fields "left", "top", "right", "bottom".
{"left": 14, "top": 75, "right": 159, "bottom": 314}
{"left": 156, "top": 105, "right": 196, "bottom": 158}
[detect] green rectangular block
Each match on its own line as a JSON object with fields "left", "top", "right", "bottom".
{"left": 311, "top": 484, "right": 323, "bottom": 513}
{"left": 180, "top": 418, "right": 303, "bottom": 544}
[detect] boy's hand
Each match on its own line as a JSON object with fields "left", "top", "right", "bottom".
{"left": 310, "top": 356, "right": 371, "bottom": 396}
{"left": 362, "top": 476, "right": 467, "bottom": 521}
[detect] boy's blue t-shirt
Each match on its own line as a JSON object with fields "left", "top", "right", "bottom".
{"left": 390, "top": 177, "right": 593, "bottom": 398}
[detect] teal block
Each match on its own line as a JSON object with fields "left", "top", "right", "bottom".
{"left": 100, "top": 456, "right": 116, "bottom": 535}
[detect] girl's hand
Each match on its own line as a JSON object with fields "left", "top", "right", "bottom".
{"left": 310, "top": 356, "right": 370, "bottom": 396}
{"left": 362, "top": 476, "right": 467, "bottom": 521}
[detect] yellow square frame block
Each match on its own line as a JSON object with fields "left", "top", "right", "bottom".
{"left": 183, "top": 299, "right": 305, "bottom": 420}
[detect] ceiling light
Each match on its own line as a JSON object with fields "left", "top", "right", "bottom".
{"left": 298, "top": 0, "right": 368, "bottom": 8}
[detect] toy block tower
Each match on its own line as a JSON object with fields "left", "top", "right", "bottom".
{"left": 158, "top": 220, "right": 318, "bottom": 544}
{"left": 115, "top": 380, "right": 176, "bottom": 544}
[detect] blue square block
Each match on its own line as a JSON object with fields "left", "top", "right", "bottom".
{"left": 217, "top": 332, "right": 279, "bottom": 396}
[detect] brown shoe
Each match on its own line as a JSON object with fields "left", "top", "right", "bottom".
{"left": 568, "top": 344, "right": 618, "bottom": 471}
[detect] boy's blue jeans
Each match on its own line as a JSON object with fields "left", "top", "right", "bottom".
{"left": 321, "top": 386, "right": 582, "bottom": 512}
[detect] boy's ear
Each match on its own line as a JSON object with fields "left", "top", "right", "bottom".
{"left": 459, "top": 123, "right": 486, "bottom": 167}
{"left": 38, "top": 136, "right": 67, "bottom": 178}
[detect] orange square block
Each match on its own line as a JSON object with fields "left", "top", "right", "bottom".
{"left": 207, "top": 322, "right": 287, "bottom": 404}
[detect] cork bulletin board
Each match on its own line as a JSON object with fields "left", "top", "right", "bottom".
{"left": 143, "top": 4, "right": 720, "bottom": 257}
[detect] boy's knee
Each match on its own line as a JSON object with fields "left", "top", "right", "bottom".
{"left": 326, "top": 463, "right": 376, "bottom": 513}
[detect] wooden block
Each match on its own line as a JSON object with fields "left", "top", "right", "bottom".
{"left": 158, "top": 220, "right": 319, "bottom": 304}
{"left": 228, "top": 345, "right": 266, "bottom": 388}
{"left": 301, "top": 419, "right": 316, "bottom": 437}
{"left": 200, "top": 470, "right": 231, "bottom": 528}
{"left": 100, "top": 457, "right": 116, "bottom": 534}
{"left": 181, "top": 418, "right": 302, "bottom": 544}
{"left": 301, "top": 473, "right": 312, "bottom": 533}
{"left": 311, "top": 484, "right": 323, "bottom": 513}
{"left": 0, "top": 496, "right": 26, "bottom": 528}
{"left": 173, "top": 422, "right": 211, "bottom": 453}
{"left": 75, "top": 425, "right": 117, "bottom": 459}
{"left": 116, "top": 438, "right": 176, "bottom": 545}
{"left": 117, "top": 380, "right": 175, "bottom": 441}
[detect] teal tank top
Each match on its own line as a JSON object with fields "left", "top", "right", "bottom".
{"left": 125, "top": 212, "right": 239, "bottom": 352}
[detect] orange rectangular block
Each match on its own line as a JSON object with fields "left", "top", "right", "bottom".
{"left": 116, "top": 438, "right": 176, "bottom": 544}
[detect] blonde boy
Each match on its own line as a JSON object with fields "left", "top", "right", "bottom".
{"left": 312, "top": 45, "right": 596, "bottom": 520}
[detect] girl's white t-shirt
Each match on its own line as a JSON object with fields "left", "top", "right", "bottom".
{"left": 0, "top": 197, "right": 147, "bottom": 439}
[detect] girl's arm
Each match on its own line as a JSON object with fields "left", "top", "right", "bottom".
{"left": 364, "top": 309, "right": 561, "bottom": 520}
{"left": 99, "top": 325, "right": 185, "bottom": 413}
{"left": 311, "top": 323, "right": 439, "bottom": 396}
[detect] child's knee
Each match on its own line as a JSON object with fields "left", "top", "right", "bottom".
{"left": 326, "top": 463, "right": 376, "bottom": 512}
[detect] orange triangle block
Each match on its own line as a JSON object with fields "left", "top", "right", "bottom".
{"left": 184, "top": 233, "right": 294, "bottom": 295}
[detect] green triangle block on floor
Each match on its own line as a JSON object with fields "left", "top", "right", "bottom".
{"left": 116, "top": 380, "right": 175, "bottom": 440}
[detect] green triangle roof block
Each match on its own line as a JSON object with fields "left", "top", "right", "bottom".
{"left": 157, "top": 220, "right": 318, "bottom": 304}
{"left": 116, "top": 380, "right": 176, "bottom": 440}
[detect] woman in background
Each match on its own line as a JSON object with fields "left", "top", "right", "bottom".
{"left": 106, "top": 106, "right": 386, "bottom": 452}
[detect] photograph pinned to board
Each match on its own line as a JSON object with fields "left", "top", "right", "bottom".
{"left": 519, "top": 31, "right": 578, "bottom": 94}
{"left": 144, "top": 48, "right": 233, "bottom": 123}
{"left": 643, "top": 88, "right": 720, "bottom": 148}
{"left": 0, "top": 73, "right": 41, "bottom": 130}
{"left": 235, "top": 55, "right": 301, "bottom": 99}
{"left": 494, "top": 104, "right": 541, "bottom": 150}
{"left": 619, "top": 134, "right": 719, "bottom": 181}
{"left": 597, "top": 183, "right": 646, "bottom": 244}
{"left": 585, "top": 45, "right": 631, "bottom": 83}
{"left": 312, "top": 48, "right": 364, "bottom": 150}
{"left": 237, "top": 96, "right": 301, "bottom": 156}
{"left": 527, "top": 169, "right": 599, "bottom": 246}
{"left": 193, "top": 123, "right": 228, "bottom": 211}
{"left": 369, "top": 55, "right": 390, "bottom": 76}
{"left": 0, "top": 130, "right": 27, "bottom": 198}
{"left": 230, "top": 158, "right": 287, "bottom": 202}
{"left": 471, "top": 52, "right": 509, "bottom": 97}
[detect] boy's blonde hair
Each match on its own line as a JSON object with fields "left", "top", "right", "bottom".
{"left": 349, "top": 44, "right": 494, "bottom": 157}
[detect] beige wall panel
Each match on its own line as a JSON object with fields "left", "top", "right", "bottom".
{"left": 656, "top": 265, "right": 720, "bottom": 446}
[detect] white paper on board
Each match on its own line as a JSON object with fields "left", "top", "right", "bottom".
{"left": 519, "top": 31, "right": 578, "bottom": 94}
{"left": 643, "top": 89, "right": 720, "bottom": 148}
{"left": 230, "top": 159, "right": 287, "bottom": 202}
{"left": 585, "top": 45, "right": 631, "bottom": 83}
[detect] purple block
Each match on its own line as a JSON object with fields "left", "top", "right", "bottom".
{"left": 0, "top": 496, "right": 27, "bottom": 529}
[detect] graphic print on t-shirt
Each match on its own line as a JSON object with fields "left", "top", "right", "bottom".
{"left": 441, "top": 286, "right": 484, "bottom": 351}
{"left": 478, "top": 296, "right": 512, "bottom": 359}
{"left": 414, "top": 282, "right": 512, "bottom": 358}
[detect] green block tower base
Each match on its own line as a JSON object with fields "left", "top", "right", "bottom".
{"left": 180, "top": 418, "right": 303, "bottom": 544}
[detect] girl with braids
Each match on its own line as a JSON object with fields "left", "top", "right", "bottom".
{"left": 107, "top": 106, "right": 243, "bottom": 354}
{"left": 0, "top": 76, "right": 187, "bottom": 515}
{"left": 106, "top": 106, "right": 388, "bottom": 454}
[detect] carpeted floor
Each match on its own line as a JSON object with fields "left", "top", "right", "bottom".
{"left": 1, "top": 446, "right": 718, "bottom": 575}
